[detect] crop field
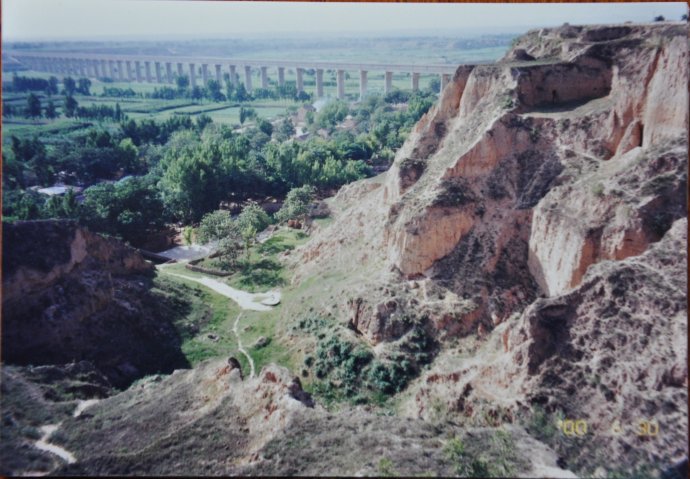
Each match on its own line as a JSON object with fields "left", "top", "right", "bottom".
{"left": 3, "top": 39, "right": 509, "bottom": 140}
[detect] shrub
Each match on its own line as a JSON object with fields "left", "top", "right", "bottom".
{"left": 275, "top": 185, "right": 316, "bottom": 223}
{"left": 444, "top": 438, "right": 490, "bottom": 477}
{"left": 196, "top": 210, "right": 238, "bottom": 243}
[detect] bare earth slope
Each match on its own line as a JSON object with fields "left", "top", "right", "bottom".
{"left": 294, "top": 22, "right": 688, "bottom": 475}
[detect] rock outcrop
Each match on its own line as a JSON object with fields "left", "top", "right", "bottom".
{"left": 294, "top": 22, "right": 687, "bottom": 475}
{"left": 2, "top": 220, "right": 189, "bottom": 387}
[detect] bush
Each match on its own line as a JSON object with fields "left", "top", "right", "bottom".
{"left": 275, "top": 185, "right": 315, "bottom": 223}
{"left": 196, "top": 210, "right": 238, "bottom": 243}
{"left": 444, "top": 438, "right": 490, "bottom": 477}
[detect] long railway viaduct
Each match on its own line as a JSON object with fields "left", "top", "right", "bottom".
{"left": 8, "top": 51, "right": 460, "bottom": 99}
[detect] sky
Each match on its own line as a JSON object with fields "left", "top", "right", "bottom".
{"left": 3, "top": 1, "right": 688, "bottom": 41}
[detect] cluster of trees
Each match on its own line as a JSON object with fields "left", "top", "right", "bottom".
{"left": 146, "top": 75, "right": 310, "bottom": 104}
{"left": 9, "top": 75, "right": 59, "bottom": 94}
{"left": 101, "top": 86, "right": 138, "bottom": 98}
{"left": 4, "top": 93, "right": 126, "bottom": 122}
{"left": 4, "top": 79, "right": 437, "bottom": 247}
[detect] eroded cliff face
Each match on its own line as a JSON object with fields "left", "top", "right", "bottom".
{"left": 295, "top": 22, "right": 688, "bottom": 474}
{"left": 297, "top": 22, "right": 687, "bottom": 343}
{"left": 2, "top": 220, "right": 189, "bottom": 387}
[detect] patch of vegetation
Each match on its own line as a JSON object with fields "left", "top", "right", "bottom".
{"left": 302, "top": 317, "right": 435, "bottom": 406}
{"left": 152, "top": 274, "right": 246, "bottom": 369}
{"left": 591, "top": 182, "right": 605, "bottom": 197}
{"left": 444, "top": 430, "right": 525, "bottom": 478}
{"left": 433, "top": 177, "right": 477, "bottom": 207}
{"left": 524, "top": 405, "right": 564, "bottom": 444}
{"left": 378, "top": 457, "right": 398, "bottom": 477}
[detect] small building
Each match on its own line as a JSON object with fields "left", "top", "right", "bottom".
{"left": 37, "top": 185, "right": 83, "bottom": 196}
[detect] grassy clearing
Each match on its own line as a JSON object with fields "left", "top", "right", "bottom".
{"left": 153, "top": 228, "right": 310, "bottom": 376}
{"left": 152, "top": 273, "right": 248, "bottom": 371}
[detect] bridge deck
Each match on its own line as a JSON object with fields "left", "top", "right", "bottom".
{"left": 8, "top": 51, "right": 465, "bottom": 74}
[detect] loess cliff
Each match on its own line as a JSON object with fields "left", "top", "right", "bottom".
{"left": 295, "top": 22, "right": 688, "bottom": 475}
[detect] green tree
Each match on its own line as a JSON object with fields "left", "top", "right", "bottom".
{"left": 45, "top": 100, "right": 58, "bottom": 119}
{"left": 197, "top": 209, "right": 242, "bottom": 270}
{"left": 195, "top": 114, "right": 213, "bottom": 132}
{"left": 80, "top": 176, "right": 164, "bottom": 245}
{"left": 76, "top": 78, "right": 92, "bottom": 95}
{"left": 47, "top": 76, "right": 59, "bottom": 95}
{"left": 275, "top": 185, "right": 315, "bottom": 222}
{"left": 175, "top": 74, "right": 190, "bottom": 91}
{"left": 239, "top": 106, "right": 256, "bottom": 125}
{"left": 275, "top": 117, "right": 296, "bottom": 142}
{"left": 237, "top": 200, "right": 270, "bottom": 234}
{"left": 63, "top": 77, "right": 76, "bottom": 96}
{"left": 64, "top": 95, "right": 78, "bottom": 118}
{"left": 191, "top": 86, "right": 204, "bottom": 101}
{"left": 205, "top": 79, "right": 225, "bottom": 102}
{"left": 234, "top": 82, "right": 251, "bottom": 102}
{"left": 197, "top": 210, "right": 237, "bottom": 243}
{"left": 25, "top": 93, "right": 42, "bottom": 119}
{"left": 182, "top": 226, "right": 194, "bottom": 245}
{"left": 257, "top": 118, "right": 273, "bottom": 137}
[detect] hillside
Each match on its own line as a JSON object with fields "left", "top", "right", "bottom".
{"left": 1, "top": 23, "right": 687, "bottom": 478}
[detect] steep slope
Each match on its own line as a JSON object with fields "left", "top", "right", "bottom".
{"left": 47, "top": 359, "right": 571, "bottom": 477}
{"left": 293, "top": 22, "right": 688, "bottom": 475}
{"left": 2, "top": 220, "right": 190, "bottom": 387}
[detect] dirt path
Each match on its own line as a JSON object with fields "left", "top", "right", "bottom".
{"left": 34, "top": 425, "right": 76, "bottom": 465}
{"left": 162, "top": 272, "right": 279, "bottom": 311}
{"left": 233, "top": 313, "right": 255, "bottom": 378}
{"left": 32, "top": 399, "right": 100, "bottom": 471}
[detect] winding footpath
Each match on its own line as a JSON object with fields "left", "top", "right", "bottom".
{"left": 32, "top": 399, "right": 100, "bottom": 472}
{"left": 233, "top": 313, "right": 256, "bottom": 378}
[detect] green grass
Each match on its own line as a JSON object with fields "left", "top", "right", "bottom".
{"left": 152, "top": 273, "right": 248, "bottom": 370}
{"left": 2, "top": 117, "right": 94, "bottom": 140}
{"left": 152, "top": 228, "right": 311, "bottom": 377}
{"left": 224, "top": 228, "right": 309, "bottom": 293}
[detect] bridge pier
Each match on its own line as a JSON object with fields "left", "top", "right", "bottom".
{"left": 101, "top": 59, "right": 108, "bottom": 78}
{"left": 278, "top": 67, "right": 285, "bottom": 87}
{"left": 359, "top": 70, "right": 368, "bottom": 100}
{"left": 145, "top": 61, "right": 153, "bottom": 83}
{"left": 155, "top": 62, "right": 163, "bottom": 83}
{"left": 296, "top": 68, "right": 304, "bottom": 93}
{"left": 316, "top": 69, "right": 324, "bottom": 98}
{"left": 337, "top": 69, "right": 345, "bottom": 100}
{"left": 261, "top": 66, "right": 268, "bottom": 89}
{"left": 440, "top": 73, "right": 450, "bottom": 93}
{"left": 189, "top": 63, "right": 197, "bottom": 88}
{"left": 125, "top": 61, "right": 133, "bottom": 81}
{"left": 91, "top": 60, "right": 100, "bottom": 78}
{"left": 215, "top": 64, "right": 222, "bottom": 84}
{"left": 166, "top": 62, "right": 173, "bottom": 83}
{"left": 244, "top": 66, "right": 252, "bottom": 91}
{"left": 229, "top": 65, "right": 237, "bottom": 85}
{"left": 201, "top": 64, "right": 209, "bottom": 85}
{"left": 411, "top": 72, "right": 420, "bottom": 91}
{"left": 133, "top": 61, "right": 142, "bottom": 82}
{"left": 108, "top": 60, "right": 115, "bottom": 79}
{"left": 116, "top": 60, "right": 124, "bottom": 81}
{"left": 384, "top": 71, "right": 393, "bottom": 94}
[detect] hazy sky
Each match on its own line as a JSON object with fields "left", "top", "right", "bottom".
{"left": 3, "top": 1, "right": 688, "bottom": 41}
